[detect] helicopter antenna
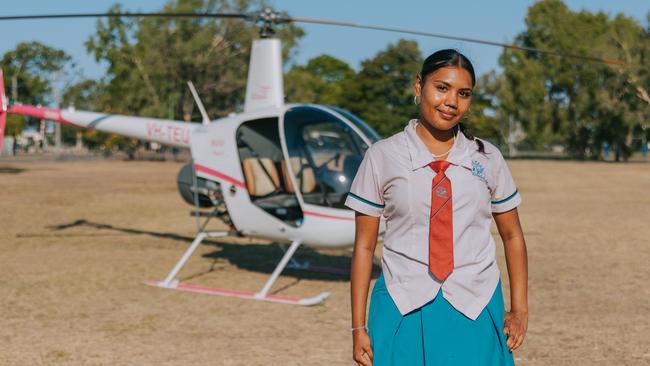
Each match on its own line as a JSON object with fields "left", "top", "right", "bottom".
{"left": 187, "top": 81, "right": 210, "bottom": 125}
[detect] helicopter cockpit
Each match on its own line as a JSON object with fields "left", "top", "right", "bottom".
{"left": 283, "top": 105, "right": 379, "bottom": 208}
{"left": 236, "top": 105, "right": 379, "bottom": 227}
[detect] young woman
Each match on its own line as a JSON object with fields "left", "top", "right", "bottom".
{"left": 346, "top": 49, "right": 528, "bottom": 366}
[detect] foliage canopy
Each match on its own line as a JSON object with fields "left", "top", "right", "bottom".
{"left": 2, "top": 0, "right": 648, "bottom": 160}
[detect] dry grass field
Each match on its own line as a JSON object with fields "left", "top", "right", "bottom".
{"left": 0, "top": 158, "right": 648, "bottom": 365}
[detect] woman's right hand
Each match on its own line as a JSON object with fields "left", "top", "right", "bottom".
{"left": 352, "top": 329, "right": 373, "bottom": 366}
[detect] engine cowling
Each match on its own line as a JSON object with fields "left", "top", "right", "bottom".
{"left": 176, "top": 163, "right": 214, "bottom": 207}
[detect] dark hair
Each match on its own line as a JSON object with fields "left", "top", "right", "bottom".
{"left": 419, "top": 49, "right": 484, "bottom": 153}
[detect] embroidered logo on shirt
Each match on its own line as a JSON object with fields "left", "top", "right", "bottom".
{"left": 436, "top": 186, "right": 448, "bottom": 199}
{"left": 471, "top": 160, "right": 487, "bottom": 182}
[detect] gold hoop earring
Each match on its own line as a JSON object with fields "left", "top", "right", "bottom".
{"left": 413, "top": 95, "right": 421, "bottom": 105}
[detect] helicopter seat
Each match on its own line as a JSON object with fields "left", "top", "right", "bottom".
{"left": 326, "top": 154, "right": 347, "bottom": 172}
{"left": 243, "top": 157, "right": 301, "bottom": 221}
{"left": 282, "top": 157, "right": 316, "bottom": 194}
{"left": 242, "top": 157, "right": 280, "bottom": 196}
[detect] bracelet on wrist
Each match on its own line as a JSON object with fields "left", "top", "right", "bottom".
{"left": 350, "top": 325, "right": 367, "bottom": 332}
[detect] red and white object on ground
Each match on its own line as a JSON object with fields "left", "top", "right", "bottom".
{"left": 0, "top": 69, "right": 6, "bottom": 150}
{"left": 144, "top": 281, "right": 330, "bottom": 306}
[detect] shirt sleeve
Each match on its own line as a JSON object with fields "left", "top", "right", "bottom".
{"left": 490, "top": 150, "right": 522, "bottom": 213}
{"left": 344, "top": 147, "right": 385, "bottom": 217}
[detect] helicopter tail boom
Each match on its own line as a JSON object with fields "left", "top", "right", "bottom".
{"left": 6, "top": 103, "right": 198, "bottom": 149}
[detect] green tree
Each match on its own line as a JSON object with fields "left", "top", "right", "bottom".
{"left": 339, "top": 39, "right": 422, "bottom": 137}
{"left": 285, "top": 54, "right": 354, "bottom": 105}
{"left": 464, "top": 71, "right": 503, "bottom": 145}
{"left": 86, "top": 0, "right": 304, "bottom": 122}
{"left": 286, "top": 45, "right": 504, "bottom": 145}
{"left": 497, "top": 0, "right": 650, "bottom": 160}
{"left": 61, "top": 79, "right": 110, "bottom": 147}
{"left": 0, "top": 42, "right": 72, "bottom": 136}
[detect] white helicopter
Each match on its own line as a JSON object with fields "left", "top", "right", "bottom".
{"left": 0, "top": 8, "right": 621, "bottom": 306}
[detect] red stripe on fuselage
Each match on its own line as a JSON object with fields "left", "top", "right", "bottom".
{"left": 194, "top": 163, "right": 246, "bottom": 188}
{"left": 193, "top": 164, "right": 353, "bottom": 221}
{"left": 7, "top": 104, "right": 78, "bottom": 127}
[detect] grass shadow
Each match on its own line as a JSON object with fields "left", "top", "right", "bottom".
{"left": 0, "top": 166, "right": 26, "bottom": 174}
{"left": 45, "top": 219, "right": 380, "bottom": 282}
{"left": 47, "top": 219, "right": 194, "bottom": 243}
{"left": 201, "top": 243, "right": 380, "bottom": 282}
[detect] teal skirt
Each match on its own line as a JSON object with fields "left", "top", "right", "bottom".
{"left": 368, "top": 274, "right": 515, "bottom": 366}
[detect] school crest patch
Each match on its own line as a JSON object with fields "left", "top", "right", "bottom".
{"left": 471, "top": 160, "right": 487, "bottom": 182}
{"left": 436, "top": 186, "right": 448, "bottom": 199}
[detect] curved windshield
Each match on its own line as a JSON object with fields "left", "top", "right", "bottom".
{"left": 283, "top": 106, "right": 369, "bottom": 208}
{"left": 329, "top": 106, "right": 381, "bottom": 142}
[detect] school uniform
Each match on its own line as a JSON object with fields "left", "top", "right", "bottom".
{"left": 345, "top": 119, "right": 521, "bottom": 365}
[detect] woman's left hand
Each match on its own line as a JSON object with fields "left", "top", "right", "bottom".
{"left": 503, "top": 310, "right": 528, "bottom": 352}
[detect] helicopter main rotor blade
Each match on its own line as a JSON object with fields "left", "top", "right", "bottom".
{"left": 287, "top": 17, "right": 624, "bottom": 66}
{"left": 0, "top": 10, "right": 624, "bottom": 66}
{"left": 0, "top": 12, "right": 249, "bottom": 21}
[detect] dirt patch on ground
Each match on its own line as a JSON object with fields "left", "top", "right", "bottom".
{"left": 1, "top": 159, "right": 648, "bottom": 365}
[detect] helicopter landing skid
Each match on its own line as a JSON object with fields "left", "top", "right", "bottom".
{"left": 145, "top": 233, "right": 330, "bottom": 306}
{"left": 144, "top": 280, "right": 330, "bottom": 306}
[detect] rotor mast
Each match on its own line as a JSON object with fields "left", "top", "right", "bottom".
{"left": 244, "top": 9, "right": 285, "bottom": 112}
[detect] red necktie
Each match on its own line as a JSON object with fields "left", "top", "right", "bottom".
{"left": 428, "top": 160, "right": 453, "bottom": 282}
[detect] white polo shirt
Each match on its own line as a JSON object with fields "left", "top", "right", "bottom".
{"left": 345, "top": 119, "right": 521, "bottom": 320}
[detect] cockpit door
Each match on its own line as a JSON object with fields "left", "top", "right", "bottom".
{"left": 280, "top": 106, "right": 377, "bottom": 212}
{"left": 236, "top": 117, "right": 303, "bottom": 227}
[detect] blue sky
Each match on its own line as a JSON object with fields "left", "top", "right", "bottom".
{"left": 1, "top": 0, "right": 648, "bottom": 82}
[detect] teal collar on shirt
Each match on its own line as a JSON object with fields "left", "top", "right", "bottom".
{"left": 404, "top": 119, "right": 473, "bottom": 171}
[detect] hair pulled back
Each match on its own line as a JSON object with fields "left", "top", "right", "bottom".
{"left": 419, "top": 49, "right": 484, "bottom": 153}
